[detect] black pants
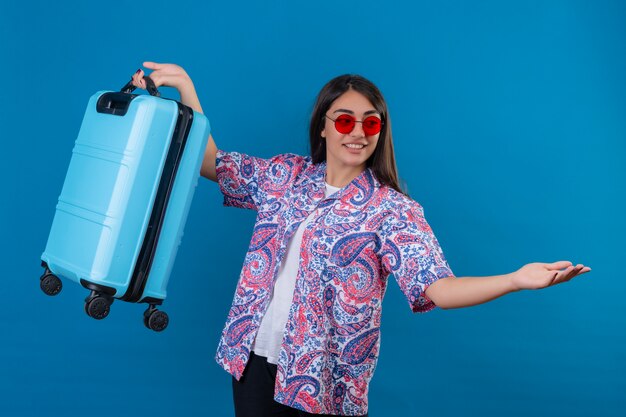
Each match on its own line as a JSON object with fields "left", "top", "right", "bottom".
{"left": 232, "top": 352, "right": 368, "bottom": 417}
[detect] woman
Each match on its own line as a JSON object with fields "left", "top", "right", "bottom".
{"left": 131, "top": 63, "right": 590, "bottom": 417}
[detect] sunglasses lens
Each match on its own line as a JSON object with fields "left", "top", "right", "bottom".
{"left": 362, "top": 116, "right": 382, "bottom": 135}
{"left": 334, "top": 114, "right": 355, "bottom": 134}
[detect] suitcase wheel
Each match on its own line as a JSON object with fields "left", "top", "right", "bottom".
{"left": 144, "top": 305, "right": 169, "bottom": 332}
{"left": 84, "top": 292, "right": 112, "bottom": 320}
{"left": 40, "top": 270, "right": 62, "bottom": 296}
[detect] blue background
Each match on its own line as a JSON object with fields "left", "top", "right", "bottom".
{"left": 1, "top": 0, "right": 624, "bottom": 416}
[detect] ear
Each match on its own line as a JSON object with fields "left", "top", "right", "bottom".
{"left": 321, "top": 128, "right": 326, "bottom": 138}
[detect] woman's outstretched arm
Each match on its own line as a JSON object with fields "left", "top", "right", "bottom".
{"left": 425, "top": 261, "right": 591, "bottom": 309}
{"left": 132, "top": 62, "right": 218, "bottom": 182}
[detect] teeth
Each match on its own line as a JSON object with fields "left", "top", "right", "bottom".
{"left": 344, "top": 144, "right": 365, "bottom": 149}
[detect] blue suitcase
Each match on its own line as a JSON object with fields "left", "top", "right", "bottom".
{"left": 40, "top": 77, "right": 210, "bottom": 331}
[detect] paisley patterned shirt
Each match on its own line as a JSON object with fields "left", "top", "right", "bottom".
{"left": 214, "top": 149, "right": 455, "bottom": 416}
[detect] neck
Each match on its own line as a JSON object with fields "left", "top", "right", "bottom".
{"left": 324, "top": 163, "right": 366, "bottom": 188}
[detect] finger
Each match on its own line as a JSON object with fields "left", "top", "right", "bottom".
{"left": 561, "top": 265, "right": 585, "bottom": 283}
{"left": 132, "top": 69, "right": 144, "bottom": 86}
{"left": 547, "top": 260, "right": 573, "bottom": 270}
{"left": 572, "top": 266, "right": 591, "bottom": 278}
{"left": 549, "top": 271, "right": 560, "bottom": 285}
{"left": 551, "top": 266, "right": 574, "bottom": 285}
{"left": 133, "top": 75, "right": 146, "bottom": 89}
{"left": 148, "top": 73, "right": 162, "bottom": 87}
{"left": 564, "top": 265, "right": 583, "bottom": 282}
{"left": 143, "top": 61, "right": 162, "bottom": 70}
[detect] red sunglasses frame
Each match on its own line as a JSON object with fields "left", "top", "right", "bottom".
{"left": 325, "top": 114, "right": 384, "bottom": 136}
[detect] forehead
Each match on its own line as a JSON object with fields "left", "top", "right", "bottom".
{"left": 329, "top": 89, "right": 377, "bottom": 113}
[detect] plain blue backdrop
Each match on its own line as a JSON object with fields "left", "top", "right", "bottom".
{"left": 1, "top": 1, "right": 624, "bottom": 416}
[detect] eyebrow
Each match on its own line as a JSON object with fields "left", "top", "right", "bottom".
{"left": 333, "top": 108, "right": 380, "bottom": 116}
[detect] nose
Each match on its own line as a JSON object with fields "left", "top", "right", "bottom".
{"left": 350, "top": 121, "right": 366, "bottom": 138}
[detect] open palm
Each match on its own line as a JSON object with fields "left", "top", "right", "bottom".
{"left": 512, "top": 261, "right": 591, "bottom": 290}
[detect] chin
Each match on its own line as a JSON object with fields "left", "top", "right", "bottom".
{"left": 342, "top": 159, "right": 369, "bottom": 169}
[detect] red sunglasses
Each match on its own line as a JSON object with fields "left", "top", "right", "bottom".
{"left": 325, "top": 114, "right": 383, "bottom": 136}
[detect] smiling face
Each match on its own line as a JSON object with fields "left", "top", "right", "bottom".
{"left": 321, "top": 89, "right": 381, "bottom": 184}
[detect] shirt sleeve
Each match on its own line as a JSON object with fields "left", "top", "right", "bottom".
{"left": 380, "top": 202, "right": 455, "bottom": 313}
{"left": 215, "top": 149, "right": 304, "bottom": 211}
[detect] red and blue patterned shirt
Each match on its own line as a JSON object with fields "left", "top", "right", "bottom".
{"left": 214, "top": 149, "right": 455, "bottom": 416}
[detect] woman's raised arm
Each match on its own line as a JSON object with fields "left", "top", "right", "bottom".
{"left": 132, "top": 62, "right": 218, "bottom": 182}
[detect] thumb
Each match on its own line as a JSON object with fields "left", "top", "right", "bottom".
{"left": 546, "top": 260, "right": 573, "bottom": 270}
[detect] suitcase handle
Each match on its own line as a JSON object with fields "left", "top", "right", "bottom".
{"left": 120, "top": 75, "right": 161, "bottom": 97}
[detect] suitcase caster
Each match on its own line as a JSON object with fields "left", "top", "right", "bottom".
{"left": 40, "top": 268, "right": 62, "bottom": 296}
{"left": 84, "top": 291, "right": 112, "bottom": 320}
{"left": 143, "top": 305, "right": 169, "bottom": 332}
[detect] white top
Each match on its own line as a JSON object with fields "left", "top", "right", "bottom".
{"left": 252, "top": 181, "right": 341, "bottom": 364}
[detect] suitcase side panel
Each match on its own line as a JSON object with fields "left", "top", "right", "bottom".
{"left": 141, "top": 111, "right": 211, "bottom": 301}
{"left": 109, "top": 96, "right": 178, "bottom": 294}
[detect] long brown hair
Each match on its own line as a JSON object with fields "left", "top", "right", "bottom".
{"left": 309, "top": 74, "right": 408, "bottom": 196}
